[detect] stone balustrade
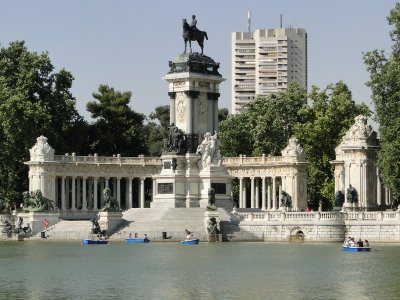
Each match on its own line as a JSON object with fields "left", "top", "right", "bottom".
{"left": 235, "top": 210, "right": 400, "bottom": 222}
{"left": 54, "top": 154, "right": 162, "bottom": 165}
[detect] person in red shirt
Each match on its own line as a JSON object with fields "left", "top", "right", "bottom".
{"left": 43, "top": 219, "right": 49, "bottom": 231}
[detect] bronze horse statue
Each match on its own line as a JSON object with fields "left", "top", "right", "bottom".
{"left": 182, "top": 19, "right": 208, "bottom": 55}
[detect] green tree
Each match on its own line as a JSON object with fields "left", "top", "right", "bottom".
{"left": 144, "top": 105, "right": 170, "bottom": 156}
{"left": 0, "top": 41, "right": 83, "bottom": 211}
{"left": 86, "top": 85, "right": 147, "bottom": 156}
{"left": 294, "top": 81, "right": 370, "bottom": 210}
{"left": 219, "top": 82, "right": 307, "bottom": 157}
{"left": 364, "top": 3, "right": 400, "bottom": 199}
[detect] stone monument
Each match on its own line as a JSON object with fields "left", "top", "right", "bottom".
{"left": 332, "top": 115, "right": 379, "bottom": 211}
{"left": 152, "top": 23, "right": 232, "bottom": 209}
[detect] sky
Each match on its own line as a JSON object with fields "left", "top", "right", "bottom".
{"left": 0, "top": 0, "right": 397, "bottom": 124}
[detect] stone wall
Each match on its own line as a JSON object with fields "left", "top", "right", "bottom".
{"left": 233, "top": 210, "right": 400, "bottom": 242}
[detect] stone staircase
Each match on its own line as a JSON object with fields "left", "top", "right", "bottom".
{"left": 112, "top": 208, "right": 208, "bottom": 241}
{"left": 36, "top": 220, "right": 94, "bottom": 240}
{"left": 28, "top": 207, "right": 259, "bottom": 241}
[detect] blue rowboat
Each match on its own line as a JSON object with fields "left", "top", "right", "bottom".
{"left": 180, "top": 239, "right": 199, "bottom": 245}
{"left": 342, "top": 246, "right": 371, "bottom": 252}
{"left": 126, "top": 238, "right": 150, "bottom": 243}
{"left": 81, "top": 239, "right": 108, "bottom": 245}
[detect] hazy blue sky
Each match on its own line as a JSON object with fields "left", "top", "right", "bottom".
{"left": 0, "top": 1, "right": 397, "bottom": 122}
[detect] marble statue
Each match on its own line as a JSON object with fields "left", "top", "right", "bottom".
{"left": 196, "top": 131, "right": 221, "bottom": 167}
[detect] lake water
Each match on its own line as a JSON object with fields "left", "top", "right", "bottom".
{"left": 1, "top": 241, "right": 399, "bottom": 300}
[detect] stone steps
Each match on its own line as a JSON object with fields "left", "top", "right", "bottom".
{"left": 112, "top": 208, "right": 207, "bottom": 241}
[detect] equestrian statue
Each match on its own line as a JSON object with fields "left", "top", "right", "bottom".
{"left": 182, "top": 15, "right": 208, "bottom": 55}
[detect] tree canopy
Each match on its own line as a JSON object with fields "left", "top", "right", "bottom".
{"left": 86, "top": 84, "right": 147, "bottom": 156}
{"left": 293, "top": 81, "right": 370, "bottom": 209}
{"left": 364, "top": 3, "right": 400, "bottom": 199}
{"left": 0, "top": 41, "right": 83, "bottom": 210}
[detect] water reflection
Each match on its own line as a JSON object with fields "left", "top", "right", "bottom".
{"left": 1, "top": 242, "right": 400, "bottom": 299}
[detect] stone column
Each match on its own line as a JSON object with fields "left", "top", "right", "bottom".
{"left": 82, "top": 177, "right": 87, "bottom": 211}
{"left": 261, "top": 177, "right": 266, "bottom": 210}
{"left": 243, "top": 178, "right": 247, "bottom": 209}
{"left": 377, "top": 170, "right": 381, "bottom": 206}
{"left": 128, "top": 178, "right": 133, "bottom": 209}
{"left": 267, "top": 184, "right": 271, "bottom": 210}
{"left": 61, "top": 176, "right": 66, "bottom": 211}
{"left": 88, "top": 178, "right": 93, "bottom": 209}
{"left": 278, "top": 184, "right": 282, "bottom": 210}
{"left": 239, "top": 177, "right": 243, "bottom": 208}
{"left": 140, "top": 177, "right": 145, "bottom": 208}
{"left": 272, "top": 177, "right": 277, "bottom": 210}
{"left": 77, "top": 177, "right": 81, "bottom": 210}
{"left": 93, "top": 177, "right": 98, "bottom": 210}
{"left": 250, "top": 177, "right": 255, "bottom": 208}
{"left": 71, "top": 177, "right": 76, "bottom": 211}
{"left": 116, "top": 177, "right": 121, "bottom": 208}
{"left": 52, "top": 176, "right": 57, "bottom": 203}
{"left": 112, "top": 178, "right": 117, "bottom": 199}
{"left": 66, "top": 177, "right": 70, "bottom": 210}
{"left": 168, "top": 92, "right": 176, "bottom": 125}
{"left": 255, "top": 178, "right": 259, "bottom": 209}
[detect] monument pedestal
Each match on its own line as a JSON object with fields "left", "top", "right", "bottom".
{"left": 17, "top": 211, "right": 59, "bottom": 235}
{"left": 98, "top": 211, "right": 123, "bottom": 234}
{"left": 204, "top": 210, "right": 221, "bottom": 242}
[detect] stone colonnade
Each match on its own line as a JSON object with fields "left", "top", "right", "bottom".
{"left": 29, "top": 175, "right": 148, "bottom": 211}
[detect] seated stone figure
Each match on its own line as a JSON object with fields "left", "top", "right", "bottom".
{"left": 22, "top": 190, "right": 56, "bottom": 212}
{"left": 100, "top": 187, "right": 120, "bottom": 212}
{"left": 280, "top": 191, "right": 292, "bottom": 208}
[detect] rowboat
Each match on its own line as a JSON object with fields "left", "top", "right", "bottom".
{"left": 126, "top": 238, "right": 150, "bottom": 243}
{"left": 342, "top": 246, "right": 371, "bottom": 252}
{"left": 180, "top": 239, "right": 199, "bottom": 245}
{"left": 81, "top": 239, "right": 108, "bottom": 245}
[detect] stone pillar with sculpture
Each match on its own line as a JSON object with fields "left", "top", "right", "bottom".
{"left": 203, "top": 188, "right": 222, "bottom": 242}
{"left": 331, "top": 115, "right": 379, "bottom": 211}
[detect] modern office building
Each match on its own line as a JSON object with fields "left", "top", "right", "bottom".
{"left": 231, "top": 27, "right": 307, "bottom": 114}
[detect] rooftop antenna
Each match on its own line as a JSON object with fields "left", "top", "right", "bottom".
{"left": 248, "top": 10, "right": 251, "bottom": 32}
{"left": 280, "top": 13, "right": 283, "bottom": 28}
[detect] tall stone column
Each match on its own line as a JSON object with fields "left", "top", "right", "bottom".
{"left": 128, "top": 178, "right": 133, "bottom": 209}
{"left": 140, "top": 177, "right": 145, "bottom": 208}
{"left": 93, "top": 177, "right": 98, "bottom": 210}
{"left": 71, "top": 176, "right": 76, "bottom": 211}
{"left": 116, "top": 177, "right": 121, "bottom": 208}
{"left": 261, "top": 177, "right": 266, "bottom": 210}
{"left": 267, "top": 184, "right": 271, "bottom": 210}
{"left": 243, "top": 178, "right": 247, "bottom": 209}
{"left": 82, "top": 177, "right": 87, "bottom": 211}
{"left": 272, "top": 177, "right": 277, "bottom": 210}
{"left": 239, "top": 177, "right": 243, "bottom": 208}
{"left": 61, "top": 176, "right": 66, "bottom": 211}
{"left": 278, "top": 184, "right": 282, "bottom": 209}
{"left": 168, "top": 92, "right": 176, "bottom": 125}
{"left": 255, "top": 178, "right": 259, "bottom": 209}
{"left": 77, "top": 177, "right": 81, "bottom": 210}
{"left": 250, "top": 177, "right": 255, "bottom": 208}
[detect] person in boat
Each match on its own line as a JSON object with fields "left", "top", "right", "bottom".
{"left": 129, "top": 233, "right": 132, "bottom": 238}
{"left": 144, "top": 234, "right": 149, "bottom": 241}
{"left": 349, "top": 238, "right": 356, "bottom": 247}
{"left": 357, "top": 239, "right": 364, "bottom": 247}
{"left": 185, "top": 229, "right": 193, "bottom": 240}
{"left": 343, "top": 237, "right": 351, "bottom": 247}
{"left": 134, "top": 233, "right": 138, "bottom": 238}
{"left": 364, "top": 240, "right": 369, "bottom": 247}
